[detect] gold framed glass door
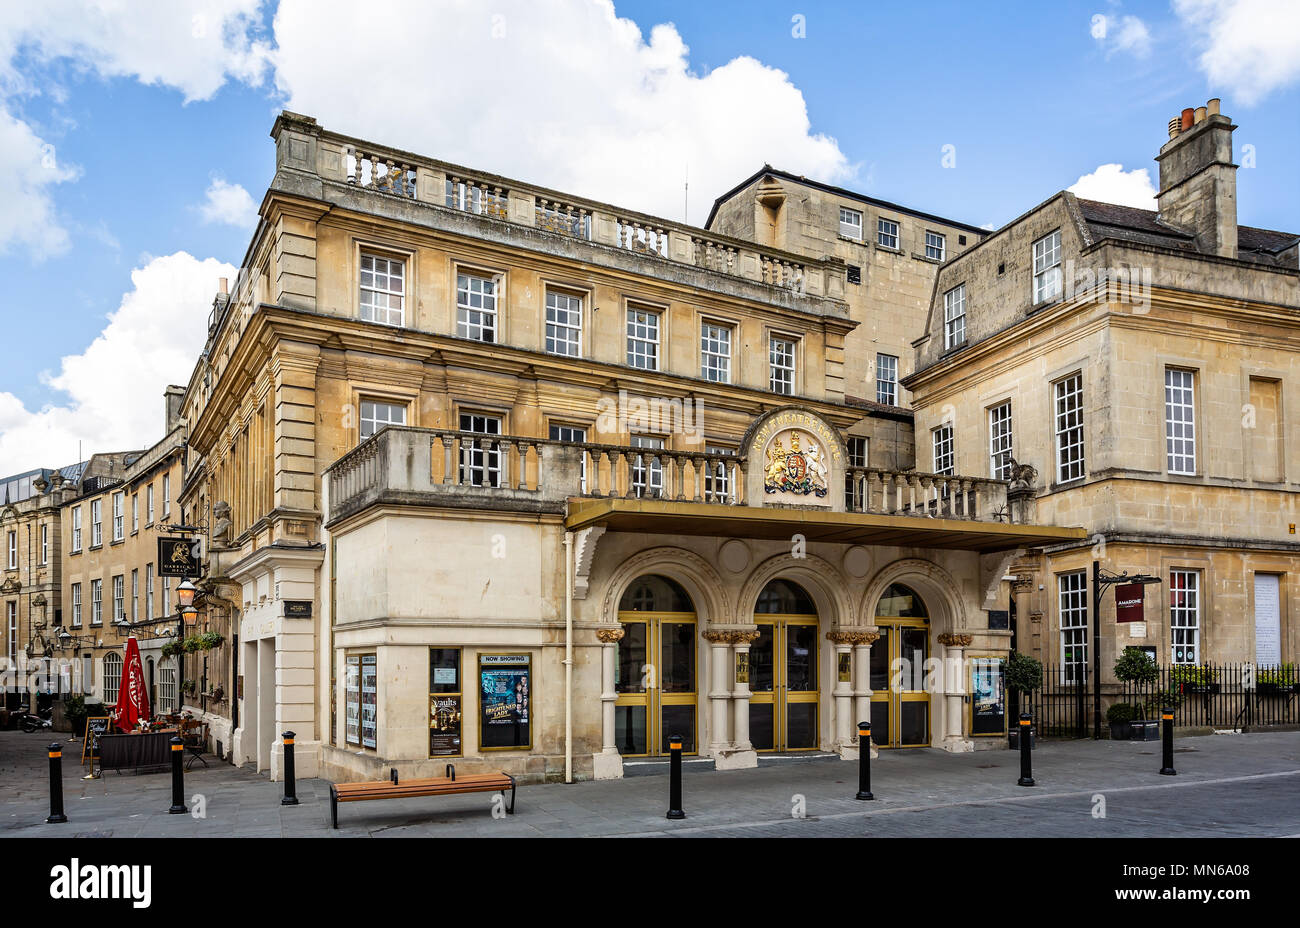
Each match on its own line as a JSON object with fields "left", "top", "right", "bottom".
{"left": 750, "top": 616, "right": 820, "bottom": 751}
{"left": 614, "top": 575, "right": 698, "bottom": 757}
{"left": 871, "top": 584, "right": 931, "bottom": 749}
{"left": 750, "top": 579, "right": 820, "bottom": 752}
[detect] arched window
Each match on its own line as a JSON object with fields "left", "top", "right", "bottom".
{"left": 876, "top": 583, "right": 928, "bottom": 619}
{"left": 619, "top": 575, "right": 693, "bottom": 613}
{"left": 103, "top": 652, "right": 123, "bottom": 705}
{"left": 755, "top": 579, "right": 817, "bottom": 614}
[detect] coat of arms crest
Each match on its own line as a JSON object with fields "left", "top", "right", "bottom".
{"left": 764, "top": 430, "right": 828, "bottom": 497}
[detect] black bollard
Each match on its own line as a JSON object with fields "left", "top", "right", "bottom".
{"left": 281, "top": 731, "right": 299, "bottom": 806}
{"left": 1017, "top": 714, "right": 1035, "bottom": 787}
{"left": 1159, "top": 707, "right": 1176, "bottom": 776}
{"left": 855, "top": 721, "right": 874, "bottom": 800}
{"left": 46, "top": 742, "right": 67, "bottom": 824}
{"left": 666, "top": 735, "right": 685, "bottom": 820}
{"left": 168, "top": 736, "right": 186, "bottom": 814}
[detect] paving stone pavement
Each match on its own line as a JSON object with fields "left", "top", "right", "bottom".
{"left": 2, "top": 729, "right": 1297, "bottom": 838}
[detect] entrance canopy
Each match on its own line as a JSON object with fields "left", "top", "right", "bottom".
{"left": 565, "top": 498, "right": 1086, "bottom": 553}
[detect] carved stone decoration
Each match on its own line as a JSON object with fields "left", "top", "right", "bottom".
{"left": 1006, "top": 458, "right": 1038, "bottom": 491}
{"left": 701, "top": 629, "right": 732, "bottom": 644}
{"left": 937, "top": 633, "right": 974, "bottom": 647}
{"left": 763, "top": 429, "right": 829, "bottom": 498}
{"left": 211, "top": 501, "right": 233, "bottom": 547}
{"left": 730, "top": 630, "right": 762, "bottom": 645}
{"left": 0, "top": 577, "right": 20, "bottom": 594}
{"left": 594, "top": 627, "right": 625, "bottom": 644}
{"left": 825, "top": 630, "right": 859, "bottom": 645}
{"left": 572, "top": 525, "right": 607, "bottom": 600}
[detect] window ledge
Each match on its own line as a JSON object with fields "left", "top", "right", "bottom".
{"left": 875, "top": 244, "right": 903, "bottom": 255}
{"left": 911, "top": 252, "right": 943, "bottom": 264}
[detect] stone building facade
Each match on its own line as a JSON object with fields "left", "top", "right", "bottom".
{"left": 707, "top": 168, "right": 986, "bottom": 412}
{"left": 903, "top": 100, "right": 1300, "bottom": 686}
{"left": 174, "top": 111, "right": 1077, "bottom": 783}
{"left": 57, "top": 393, "right": 190, "bottom": 715}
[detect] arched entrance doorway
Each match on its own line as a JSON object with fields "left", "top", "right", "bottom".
{"left": 751, "top": 579, "right": 819, "bottom": 752}
{"left": 615, "top": 575, "right": 698, "bottom": 756}
{"left": 871, "top": 583, "right": 930, "bottom": 748}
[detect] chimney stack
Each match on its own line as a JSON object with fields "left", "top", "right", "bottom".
{"left": 1157, "top": 98, "right": 1237, "bottom": 259}
{"left": 164, "top": 385, "right": 186, "bottom": 434}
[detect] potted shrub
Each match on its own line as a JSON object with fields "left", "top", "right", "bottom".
{"left": 1172, "top": 664, "right": 1219, "bottom": 695}
{"left": 1256, "top": 664, "right": 1296, "bottom": 695}
{"left": 1005, "top": 651, "right": 1043, "bottom": 750}
{"left": 1112, "top": 648, "right": 1161, "bottom": 735}
{"left": 64, "top": 694, "right": 87, "bottom": 741}
{"left": 1106, "top": 702, "right": 1139, "bottom": 740}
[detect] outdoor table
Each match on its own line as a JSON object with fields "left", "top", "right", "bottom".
{"left": 98, "top": 729, "right": 179, "bottom": 772}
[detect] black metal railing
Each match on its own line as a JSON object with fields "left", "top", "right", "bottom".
{"left": 1118, "top": 662, "right": 1300, "bottom": 730}
{"left": 1011, "top": 662, "right": 1300, "bottom": 739}
{"left": 1017, "top": 663, "right": 1090, "bottom": 739}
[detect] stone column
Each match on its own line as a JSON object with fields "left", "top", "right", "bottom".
{"left": 718, "top": 629, "right": 760, "bottom": 770}
{"left": 826, "top": 631, "right": 857, "bottom": 753}
{"left": 702, "top": 630, "right": 732, "bottom": 756}
{"left": 938, "top": 633, "right": 974, "bottom": 753}
{"left": 852, "top": 631, "right": 880, "bottom": 760}
{"left": 593, "top": 627, "right": 625, "bottom": 780}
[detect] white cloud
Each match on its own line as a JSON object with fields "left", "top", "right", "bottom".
{"left": 199, "top": 177, "right": 257, "bottom": 227}
{"left": 1174, "top": 0, "right": 1300, "bottom": 105}
{"left": 268, "top": 0, "right": 851, "bottom": 224}
{"left": 0, "top": 1, "right": 269, "bottom": 102}
{"left": 0, "top": 1, "right": 270, "bottom": 259}
{"left": 0, "top": 104, "right": 79, "bottom": 258}
{"left": 1091, "top": 13, "right": 1152, "bottom": 57}
{"left": 0, "top": 252, "right": 235, "bottom": 474}
{"left": 1068, "top": 163, "right": 1158, "bottom": 209}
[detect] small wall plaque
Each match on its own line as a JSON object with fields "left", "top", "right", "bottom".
{"left": 284, "top": 600, "right": 313, "bottom": 619}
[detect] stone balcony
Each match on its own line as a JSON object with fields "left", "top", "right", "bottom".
{"left": 321, "top": 427, "right": 1076, "bottom": 555}
{"left": 270, "top": 112, "right": 847, "bottom": 310}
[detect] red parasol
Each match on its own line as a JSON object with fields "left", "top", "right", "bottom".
{"left": 113, "top": 636, "right": 152, "bottom": 731}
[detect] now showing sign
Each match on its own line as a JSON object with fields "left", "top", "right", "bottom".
{"left": 1115, "top": 583, "right": 1145, "bottom": 624}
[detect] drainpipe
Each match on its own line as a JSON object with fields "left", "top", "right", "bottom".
{"left": 564, "top": 531, "right": 574, "bottom": 784}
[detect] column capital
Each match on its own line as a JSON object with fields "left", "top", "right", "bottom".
{"left": 937, "top": 633, "right": 974, "bottom": 647}
{"left": 594, "top": 627, "right": 625, "bottom": 644}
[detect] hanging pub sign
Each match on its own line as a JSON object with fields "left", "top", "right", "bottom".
{"left": 157, "top": 537, "right": 201, "bottom": 578}
{"left": 1115, "top": 583, "right": 1146, "bottom": 623}
{"left": 479, "top": 653, "right": 531, "bottom": 750}
{"left": 970, "top": 657, "right": 1007, "bottom": 736}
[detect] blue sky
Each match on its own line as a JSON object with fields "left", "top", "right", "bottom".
{"left": 0, "top": 0, "right": 1297, "bottom": 474}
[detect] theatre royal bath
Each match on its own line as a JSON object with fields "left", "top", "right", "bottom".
{"left": 155, "top": 103, "right": 1297, "bottom": 784}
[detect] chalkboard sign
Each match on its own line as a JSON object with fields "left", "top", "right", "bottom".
{"left": 81, "top": 716, "right": 113, "bottom": 764}
{"left": 970, "top": 658, "right": 1007, "bottom": 737}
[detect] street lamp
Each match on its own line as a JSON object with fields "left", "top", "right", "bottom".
{"left": 1091, "top": 562, "right": 1163, "bottom": 739}
{"left": 176, "top": 579, "right": 199, "bottom": 627}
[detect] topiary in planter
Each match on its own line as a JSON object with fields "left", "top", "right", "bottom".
{"left": 1113, "top": 647, "right": 1160, "bottom": 685}
{"left": 1005, "top": 651, "right": 1044, "bottom": 695}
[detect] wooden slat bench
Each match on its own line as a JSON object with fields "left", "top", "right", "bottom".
{"left": 329, "top": 766, "right": 516, "bottom": 828}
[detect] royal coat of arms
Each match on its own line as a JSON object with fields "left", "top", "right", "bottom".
{"left": 764, "top": 430, "right": 828, "bottom": 497}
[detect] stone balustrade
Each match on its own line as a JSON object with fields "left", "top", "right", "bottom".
{"left": 275, "top": 115, "right": 844, "bottom": 304}
{"left": 326, "top": 426, "right": 1014, "bottom": 526}
{"left": 616, "top": 218, "right": 669, "bottom": 257}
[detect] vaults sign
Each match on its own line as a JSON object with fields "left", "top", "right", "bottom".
{"left": 157, "top": 537, "right": 201, "bottom": 578}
